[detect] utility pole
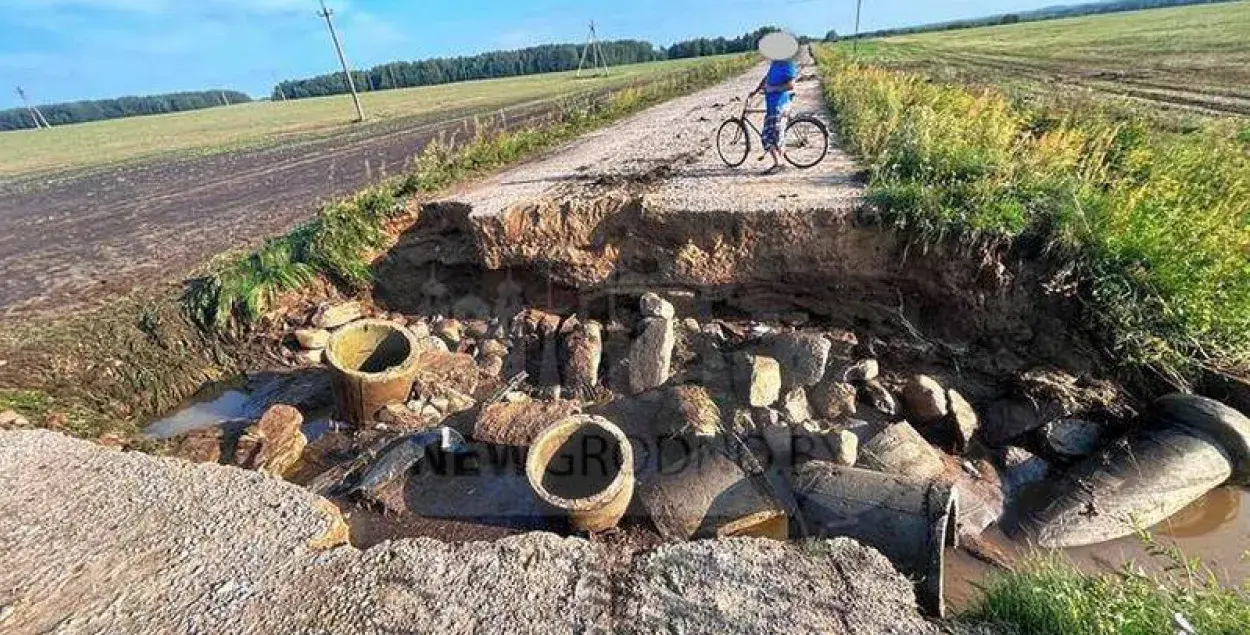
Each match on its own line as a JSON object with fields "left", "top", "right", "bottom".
{"left": 15, "top": 86, "right": 50, "bottom": 130}
{"left": 317, "top": 0, "right": 365, "bottom": 122}
{"left": 576, "top": 21, "right": 609, "bottom": 78}
{"left": 853, "top": 0, "right": 863, "bottom": 52}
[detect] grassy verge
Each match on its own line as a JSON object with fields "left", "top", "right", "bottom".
{"left": 967, "top": 538, "right": 1250, "bottom": 634}
{"left": 812, "top": 45, "right": 1250, "bottom": 383}
{"left": 184, "top": 56, "right": 753, "bottom": 332}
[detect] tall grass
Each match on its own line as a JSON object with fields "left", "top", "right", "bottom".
{"left": 184, "top": 57, "right": 753, "bottom": 330}
{"left": 813, "top": 47, "right": 1250, "bottom": 379}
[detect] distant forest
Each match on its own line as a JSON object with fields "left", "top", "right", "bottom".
{"left": 272, "top": 28, "right": 781, "bottom": 100}
{"left": 843, "top": 0, "right": 1237, "bottom": 39}
{"left": 0, "top": 90, "right": 251, "bottom": 132}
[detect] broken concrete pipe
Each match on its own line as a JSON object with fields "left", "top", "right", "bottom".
{"left": 1014, "top": 393, "right": 1250, "bottom": 548}
{"left": 792, "top": 462, "right": 958, "bottom": 618}
{"left": 638, "top": 443, "right": 788, "bottom": 542}
{"left": 324, "top": 319, "right": 423, "bottom": 425}
{"left": 525, "top": 414, "right": 635, "bottom": 532}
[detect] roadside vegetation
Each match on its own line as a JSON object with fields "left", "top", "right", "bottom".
{"left": 184, "top": 56, "right": 753, "bottom": 331}
{"left": 811, "top": 41, "right": 1250, "bottom": 383}
{"left": 967, "top": 534, "right": 1250, "bottom": 634}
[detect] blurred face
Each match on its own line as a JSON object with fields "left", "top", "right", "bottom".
{"left": 758, "top": 32, "right": 799, "bottom": 61}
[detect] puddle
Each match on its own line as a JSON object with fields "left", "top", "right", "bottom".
{"left": 143, "top": 389, "right": 249, "bottom": 439}
{"left": 946, "top": 486, "right": 1250, "bottom": 613}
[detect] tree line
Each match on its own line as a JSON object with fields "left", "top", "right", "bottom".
{"left": 0, "top": 90, "right": 252, "bottom": 132}
{"left": 273, "top": 28, "right": 782, "bottom": 100}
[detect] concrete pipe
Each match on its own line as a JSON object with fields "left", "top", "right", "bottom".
{"left": 638, "top": 442, "right": 788, "bottom": 541}
{"left": 526, "top": 414, "right": 635, "bottom": 532}
{"left": 791, "top": 462, "right": 958, "bottom": 618}
{"left": 1013, "top": 393, "right": 1250, "bottom": 548}
{"left": 325, "top": 319, "right": 423, "bottom": 425}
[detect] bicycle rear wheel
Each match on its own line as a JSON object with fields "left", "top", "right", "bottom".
{"left": 783, "top": 116, "right": 829, "bottom": 169}
{"left": 716, "top": 118, "right": 751, "bottom": 168}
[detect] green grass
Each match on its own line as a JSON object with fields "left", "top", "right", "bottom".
{"left": 812, "top": 43, "right": 1250, "bottom": 379}
{"left": 184, "top": 56, "right": 754, "bottom": 331}
{"left": 0, "top": 56, "right": 731, "bottom": 179}
{"left": 967, "top": 540, "right": 1250, "bottom": 635}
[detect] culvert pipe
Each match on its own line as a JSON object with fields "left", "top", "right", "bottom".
{"left": 526, "top": 414, "right": 634, "bottom": 532}
{"left": 325, "top": 319, "right": 423, "bottom": 425}
{"left": 1012, "top": 393, "right": 1250, "bottom": 548}
{"left": 638, "top": 442, "right": 788, "bottom": 541}
{"left": 791, "top": 461, "right": 958, "bottom": 618}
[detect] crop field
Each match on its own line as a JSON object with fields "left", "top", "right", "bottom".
{"left": 864, "top": 2, "right": 1250, "bottom": 123}
{"left": 0, "top": 56, "right": 724, "bottom": 179}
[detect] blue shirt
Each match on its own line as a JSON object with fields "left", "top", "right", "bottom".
{"left": 764, "top": 60, "right": 797, "bottom": 111}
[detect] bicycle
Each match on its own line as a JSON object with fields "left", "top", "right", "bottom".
{"left": 715, "top": 93, "right": 829, "bottom": 169}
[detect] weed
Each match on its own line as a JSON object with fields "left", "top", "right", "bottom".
{"left": 813, "top": 47, "right": 1250, "bottom": 379}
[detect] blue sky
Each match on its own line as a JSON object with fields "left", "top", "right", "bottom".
{"left": 2, "top": 0, "right": 1069, "bottom": 106}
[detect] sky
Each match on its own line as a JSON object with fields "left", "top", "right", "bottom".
{"left": 1, "top": 0, "right": 1074, "bottom": 106}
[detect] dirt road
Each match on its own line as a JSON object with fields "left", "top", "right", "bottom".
{"left": 0, "top": 99, "right": 555, "bottom": 321}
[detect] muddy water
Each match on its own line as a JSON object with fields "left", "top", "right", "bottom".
{"left": 945, "top": 486, "right": 1250, "bottom": 612}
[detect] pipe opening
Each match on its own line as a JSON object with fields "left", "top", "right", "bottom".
{"left": 540, "top": 423, "right": 623, "bottom": 501}
{"left": 329, "top": 323, "right": 414, "bottom": 375}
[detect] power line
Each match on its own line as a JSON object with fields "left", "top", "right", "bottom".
{"left": 317, "top": 0, "right": 366, "bottom": 122}
{"left": 15, "top": 86, "right": 50, "bottom": 130}
{"left": 576, "top": 20, "right": 609, "bottom": 78}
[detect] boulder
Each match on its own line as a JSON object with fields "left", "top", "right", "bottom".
{"left": 478, "top": 353, "right": 505, "bottom": 378}
{"left": 232, "top": 405, "right": 307, "bottom": 477}
{"left": 478, "top": 338, "right": 509, "bottom": 357}
{"left": 174, "top": 427, "right": 229, "bottom": 464}
{"left": 639, "top": 292, "right": 675, "bottom": 319}
{"left": 902, "top": 375, "right": 947, "bottom": 423}
{"left": 312, "top": 301, "right": 363, "bottom": 329}
{"left": 779, "top": 387, "right": 812, "bottom": 424}
{"left": 859, "top": 421, "right": 945, "bottom": 480}
{"left": 979, "top": 397, "right": 1065, "bottom": 446}
{"left": 627, "top": 317, "right": 675, "bottom": 394}
{"left": 474, "top": 400, "right": 581, "bottom": 447}
{"left": 658, "top": 384, "right": 722, "bottom": 437}
{"left": 294, "top": 328, "right": 331, "bottom": 350}
{"left": 862, "top": 380, "right": 899, "bottom": 416}
{"left": 561, "top": 317, "right": 603, "bottom": 400}
{"left": 808, "top": 380, "right": 857, "bottom": 419}
{"left": 735, "top": 354, "right": 781, "bottom": 407}
{"left": 946, "top": 389, "right": 980, "bottom": 452}
{"left": 1041, "top": 418, "right": 1104, "bottom": 458}
{"left": 766, "top": 332, "right": 832, "bottom": 388}
{"left": 411, "top": 351, "right": 480, "bottom": 399}
{"left": 295, "top": 349, "right": 324, "bottom": 366}
{"left": 1000, "top": 446, "right": 1049, "bottom": 494}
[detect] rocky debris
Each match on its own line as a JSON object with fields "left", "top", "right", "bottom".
{"left": 862, "top": 380, "right": 899, "bottom": 416}
{"left": 1000, "top": 446, "right": 1050, "bottom": 494}
{"left": 765, "top": 332, "right": 832, "bottom": 388}
{"left": 295, "top": 349, "right": 325, "bottom": 365}
{"left": 411, "top": 351, "right": 480, "bottom": 400}
{"left": 735, "top": 353, "right": 782, "bottom": 407}
{"left": 860, "top": 422, "right": 945, "bottom": 480}
{"left": 946, "top": 389, "right": 980, "bottom": 452}
{"left": 174, "top": 426, "right": 233, "bottom": 464}
{"left": 312, "top": 301, "right": 363, "bottom": 329}
{"left": 808, "top": 379, "right": 857, "bottom": 419}
{"left": 945, "top": 458, "right": 1006, "bottom": 537}
{"left": 294, "top": 328, "right": 331, "bottom": 350}
{"left": 232, "top": 405, "right": 307, "bottom": 477}
{"left": 682, "top": 317, "right": 701, "bottom": 333}
{"left": 841, "top": 359, "right": 879, "bottom": 383}
{"left": 560, "top": 317, "right": 603, "bottom": 400}
{"left": 377, "top": 402, "right": 442, "bottom": 430}
{"left": 433, "top": 318, "right": 464, "bottom": 346}
{"left": 0, "top": 410, "right": 30, "bottom": 428}
{"left": 657, "top": 384, "right": 722, "bottom": 437}
{"left": 474, "top": 399, "right": 581, "bottom": 447}
{"left": 791, "top": 427, "right": 859, "bottom": 466}
{"left": 414, "top": 333, "right": 451, "bottom": 355}
{"left": 979, "top": 370, "right": 1129, "bottom": 447}
{"left": 639, "top": 292, "right": 676, "bottom": 319}
{"left": 779, "top": 387, "right": 812, "bottom": 424}
{"left": 477, "top": 354, "right": 505, "bottom": 378}
{"left": 628, "top": 315, "right": 675, "bottom": 394}
{"left": 902, "top": 375, "right": 947, "bottom": 423}
{"left": 1041, "top": 418, "right": 1104, "bottom": 458}
{"left": 478, "top": 338, "right": 509, "bottom": 357}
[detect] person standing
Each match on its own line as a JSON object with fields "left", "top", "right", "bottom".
{"left": 750, "top": 32, "right": 800, "bottom": 174}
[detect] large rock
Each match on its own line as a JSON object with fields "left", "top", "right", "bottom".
{"left": 627, "top": 316, "right": 675, "bottom": 394}
{"left": 766, "top": 332, "right": 832, "bottom": 388}
{"left": 561, "top": 317, "right": 603, "bottom": 400}
{"left": 808, "top": 380, "right": 857, "bottom": 419}
{"left": 293, "top": 328, "right": 331, "bottom": 350}
{"left": 411, "top": 350, "right": 480, "bottom": 400}
{"left": 902, "top": 375, "right": 947, "bottom": 423}
{"left": 859, "top": 422, "right": 945, "bottom": 480}
{"left": 861, "top": 380, "right": 899, "bottom": 416}
{"left": 658, "top": 384, "right": 722, "bottom": 437}
{"left": 639, "top": 292, "right": 676, "bottom": 319}
{"left": 779, "top": 387, "right": 812, "bottom": 424}
{"left": 232, "top": 405, "right": 307, "bottom": 477}
{"left": 312, "top": 301, "right": 363, "bottom": 329}
{"left": 979, "top": 397, "right": 1065, "bottom": 446}
{"left": 1041, "top": 418, "right": 1103, "bottom": 458}
{"left": 1000, "top": 446, "right": 1050, "bottom": 494}
{"left": 946, "top": 389, "right": 980, "bottom": 452}
{"left": 735, "top": 354, "right": 782, "bottom": 407}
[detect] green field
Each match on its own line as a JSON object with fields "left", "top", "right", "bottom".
{"left": 869, "top": 2, "right": 1250, "bottom": 122}
{"left": 0, "top": 56, "right": 724, "bottom": 179}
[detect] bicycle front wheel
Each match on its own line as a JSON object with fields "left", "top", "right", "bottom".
{"left": 783, "top": 115, "right": 829, "bottom": 169}
{"left": 716, "top": 118, "right": 751, "bottom": 168}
